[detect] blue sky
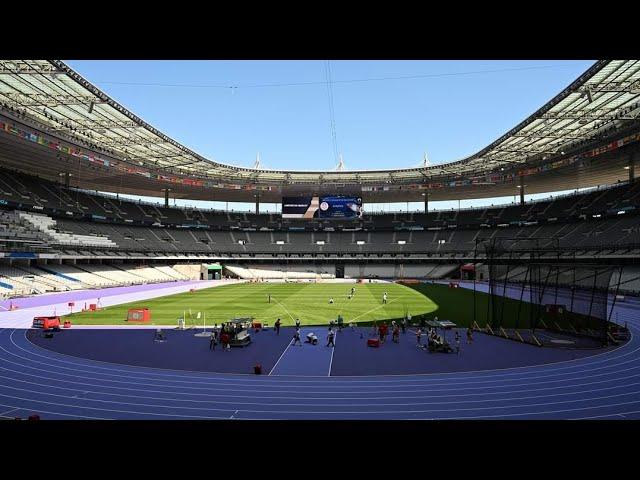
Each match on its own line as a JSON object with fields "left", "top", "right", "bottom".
{"left": 66, "top": 60, "right": 595, "bottom": 211}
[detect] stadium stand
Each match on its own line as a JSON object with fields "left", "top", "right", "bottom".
{"left": 2, "top": 167, "right": 639, "bottom": 296}
{"left": 1, "top": 59, "right": 640, "bottom": 301}
{"left": 0, "top": 262, "right": 194, "bottom": 298}
{"left": 2, "top": 166, "right": 640, "bottom": 258}
{"left": 224, "top": 265, "right": 335, "bottom": 280}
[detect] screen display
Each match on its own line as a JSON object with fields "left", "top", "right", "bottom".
{"left": 282, "top": 196, "right": 363, "bottom": 219}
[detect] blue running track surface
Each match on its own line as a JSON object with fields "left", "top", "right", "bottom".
{"left": 0, "top": 324, "right": 637, "bottom": 419}
{"left": 269, "top": 327, "right": 336, "bottom": 376}
{"left": 0, "top": 297, "right": 638, "bottom": 420}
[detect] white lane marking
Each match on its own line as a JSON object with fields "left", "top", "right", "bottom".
{"left": 8, "top": 327, "right": 639, "bottom": 386}
{"left": 327, "top": 329, "right": 337, "bottom": 377}
{"left": 3, "top": 329, "right": 640, "bottom": 418}
{"left": 268, "top": 338, "right": 294, "bottom": 376}
{"left": 350, "top": 297, "right": 402, "bottom": 322}
{"left": 271, "top": 296, "right": 296, "bottom": 322}
{"left": 0, "top": 407, "right": 20, "bottom": 417}
{"left": 5, "top": 361, "right": 640, "bottom": 403}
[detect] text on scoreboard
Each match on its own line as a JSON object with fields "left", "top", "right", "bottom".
{"left": 282, "top": 196, "right": 363, "bottom": 219}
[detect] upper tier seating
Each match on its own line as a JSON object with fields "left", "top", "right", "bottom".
{"left": 17, "top": 212, "right": 117, "bottom": 248}
{"left": 2, "top": 167, "right": 639, "bottom": 233}
{"left": 1, "top": 168, "right": 639, "bottom": 259}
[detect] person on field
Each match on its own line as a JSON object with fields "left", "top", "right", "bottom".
{"left": 295, "top": 318, "right": 301, "bottom": 329}
{"left": 275, "top": 318, "right": 281, "bottom": 335}
{"left": 209, "top": 330, "right": 218, "bottom": 350}
{"left": 154, "top": 329, "right": 166, "bottom": 342}
{"left": 293, "top": 327, "right": 302, "bottom": 346}
{"left": 379, "top": 322, "right": 388, "bottom": 343}
{"left": 327, "top": 327, "right": 335, "bottom": 348}
{"left": 415, "top": 328, "right": 422, "bottom": 346}
{"left": 466, "top": 327, "right": 473, "bottom": 344}
{"left": 382, "top": 292, "right": 388, "bottom": 304}
{"left": 221, "top": 332, "right": 230, "bottom": 350}
{"left": 430, "top": 329, "right": 438, "bottom": 342}
{"left": 401, "top": 318, "right": 407, "bottom": 334}
{"left": 392, "top": 324, "right": 400, "bottom": 343}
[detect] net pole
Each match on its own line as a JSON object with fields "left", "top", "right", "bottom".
{"left": 486, "top": 240, "right": 494, "bottom": 328}
{"left": 608, "top": 266, "right": 624, "bottom": 324}
{"left": 499, "top": 259, "right": 513, "bottom": 331}
{"left": 516, "top": 265, "right": 529, "bottom": 330}
{"left": 473, "top": 238, "right": 478, "bottom": 328}
{"left": 587, "top": 268, "right": 597, "bottom": 321}
{"left": 554, "top": 265, "right": 560, "bottom": 306}
{"left": 570, "top": 263, "right": 576, "bottom": 313}
{"left": 535, "top": 263, "right": 553, "bottom": 330}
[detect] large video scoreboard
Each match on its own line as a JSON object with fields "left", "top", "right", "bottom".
{"left": 282, "top": 195, "right": 363, "bottom": 219}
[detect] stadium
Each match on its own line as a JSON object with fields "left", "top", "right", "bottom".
{"left": 0, "top": 59, "right": 639, "bottom": 420}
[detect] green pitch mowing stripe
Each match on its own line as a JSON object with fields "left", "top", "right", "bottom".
{"left": 66, "top": 282, "right": 438, "bottom": 326}
{"left": 404, "top": 283, "right": 605, "bottom": 331}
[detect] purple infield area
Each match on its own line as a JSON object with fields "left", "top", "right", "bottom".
{"left": 0, "top": 280, "right": 234, "bottom": 329}
{"left": 0, "top": 280, "right": 206, "bottom": 310}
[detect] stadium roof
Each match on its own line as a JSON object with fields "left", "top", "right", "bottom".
{"left": 1, "top": 59, "right": 640, "bottom": 202}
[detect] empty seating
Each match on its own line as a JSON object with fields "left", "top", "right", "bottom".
{"left": 17, "top": 212, "right": 117, "bottom": 248}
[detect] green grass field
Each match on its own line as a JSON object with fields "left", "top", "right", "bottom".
{"left": 65, "top": 281, "right": 601, "bottom": 330}
{"left": 67, "top": 282, "right": 438, "bottom": 326}
{"left": 406, "top": 283, "right": 604, "bottom": 331}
